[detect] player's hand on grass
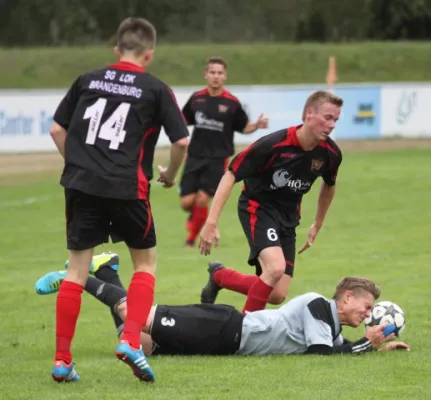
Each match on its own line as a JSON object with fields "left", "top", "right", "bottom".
{"left": 298, "top": 222, "right": 321, "bottom": 254}
{"left": 256, "top": 113, "right": 269, "bottom": 129}
{"left": 199, "top": 222, "right": 220, "bottom": 256}
{"left": 157, "top": 165, "right": 175, "bottom": 188}
{"left": 365, "top": 324, "right": 395, "bottom": 348}
{"left": 378, "top": 341, "right": 410, "bottom": 352}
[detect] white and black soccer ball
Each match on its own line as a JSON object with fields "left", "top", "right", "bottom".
{"left": 364, "top": 301, "right": 406, "bottom": 337}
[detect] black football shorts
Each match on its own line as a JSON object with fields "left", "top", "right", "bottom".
{"left": 179, "top": 156, "right": 229, "bottom": 197}
{"left": 150, "top": 304, "right": 243, "bottom": 356}
{"left": 237, "top": 195, "right": 296, "bottom": 277}
{"left": 65, "top": 188, "right": 156, "bottom": 250}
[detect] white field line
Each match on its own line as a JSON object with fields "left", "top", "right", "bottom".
{"left": 0, "top": 195, "right": 56, "bottom": 209}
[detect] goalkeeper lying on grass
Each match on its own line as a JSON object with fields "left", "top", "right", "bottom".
{"left": 36, "top": 252, "right": 409, "bottom": 357}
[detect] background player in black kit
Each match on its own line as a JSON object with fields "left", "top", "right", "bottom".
{"left": 179, "top": 57, "right": 268, "bottom": 248}
{"left": 199, "top": 91, "right": 343, "bottom": 315}
{"left": 49, "top": 17, "right": 189, "bottom": 383}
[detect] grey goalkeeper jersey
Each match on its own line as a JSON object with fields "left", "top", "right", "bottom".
{"left": 236, "top": 292, "right": 344, "bottom": 356}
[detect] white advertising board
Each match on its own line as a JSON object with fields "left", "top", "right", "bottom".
{"left": 3, "top": 83, "right": 429, "bottom": 153}
{"left": 0, "top": 92, "right": 64, "bottom": 152}
{"left": 381, "top": 86, "right": 431, "bottom": 137}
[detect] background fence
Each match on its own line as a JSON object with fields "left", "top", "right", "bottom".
{"left": 0, "top": 83, "right": 426, "bottom": 153}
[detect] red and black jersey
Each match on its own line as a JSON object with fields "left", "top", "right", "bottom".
{"left": 229, "top": 125, "right": 342, "bottom": 224}
{"left": 54, "top": 61, "right": 189, "bottom": 200}
{"left": 182, "top": 88, "right": 249, "bottom": 159}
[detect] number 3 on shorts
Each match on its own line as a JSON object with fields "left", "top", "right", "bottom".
{"left": 267, "top": 228, "right": 278, "bottom": 241}
{"left": 161, "top": 317, "right": 176, "bottom": 327}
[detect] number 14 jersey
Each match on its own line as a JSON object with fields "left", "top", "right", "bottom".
{"left": 54, "top": 61, "right": 189, "bottom": 200}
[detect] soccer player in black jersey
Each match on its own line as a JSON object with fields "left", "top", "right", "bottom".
{"left": 199, "top": 91, "right": 343, "bottom": 315}
{"left": 179, "top": 57, "right": 268, "bottom": 248}
{"left": 49, "top": 17, "right": 189, "bottom": 383}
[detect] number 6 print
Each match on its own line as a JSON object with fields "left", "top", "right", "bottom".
{"left": 267, "top": 228, "right": 278, "bottom": 241}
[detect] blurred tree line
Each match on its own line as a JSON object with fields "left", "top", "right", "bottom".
{"left": 1, "top": 0, "right": 431, "bottom": 46}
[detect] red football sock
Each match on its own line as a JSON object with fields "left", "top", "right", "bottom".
{"left": 213, "top": 268, "right": 259, "bottom": 295}
{"left": 55, "top": 280, "right": 84, "bottom": 363}
{"left": 242, "top": 278, "right": 273, "bottom": 314}
{"left": 122, "top": 272, "right": 155, "bottom": 349}
{"left": 185, "top": 213, "right": 193, "bottom": 232}
{"left": 186, "top": 205, "right": 208, "bottom": 243}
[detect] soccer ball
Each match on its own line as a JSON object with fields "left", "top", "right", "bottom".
{"left": 364, "top": 301, "right": 406, "bottom": 337}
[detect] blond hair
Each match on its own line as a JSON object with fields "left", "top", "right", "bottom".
{"left": 332, "top": 277, "right": 381, "bottom": 301}
{"left": 116, "top": 17, "right": 156, "bottom": 55}
{"left": 302, "top": 90, "right": 343, "bottom": 121}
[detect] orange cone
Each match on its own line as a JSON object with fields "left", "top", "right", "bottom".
{"left": 326, "top": 56, "right": 338, "bottom": 89}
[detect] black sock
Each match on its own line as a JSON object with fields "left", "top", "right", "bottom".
{"left": 94, "top": 266, "right": 124, "bottom": 289}
{"left": 94, "top": 266, "right": 126, "bottom": 335}
{"left": 85, "top": 276, "right": 127, "bottom": 336}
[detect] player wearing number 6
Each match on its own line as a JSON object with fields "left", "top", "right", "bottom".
{"left": 49, "top": 18, "right": 189, "bottom": 383}
{"left": 199, "top": 91, "right": 343, "bottom": 315}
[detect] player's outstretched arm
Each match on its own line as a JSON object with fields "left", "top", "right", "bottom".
{"left": 199, "top": 171, "right": 236, "bottom": 255}
{"left": 298, "top": 182, "right": 336, "bottom": 254}
{"left": 242, "top": 113, "right": 269, "bottom": 134}
{"left": 305, "top": 325, "right": 404, "bottom": 355}
{"left": 378, "top": 341, "right": 410, "bottom": 352}
{"left": 49, "top": 122, "right": 68, "bottom": 158}
{"left": 314, "top": 182, "right": 336, "bottom": 228}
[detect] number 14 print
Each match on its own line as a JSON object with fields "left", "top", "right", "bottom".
{"left": 84, "top": 98, "right": 131, "bottom": 150}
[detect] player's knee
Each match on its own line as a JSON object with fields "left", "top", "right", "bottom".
{"left": 180, "top": 196, "right": 195, "bottom": 211}
{"left": 263, "top": 262, "right": 285, "bottom": 284}
{"left": 116, "top": 301, "right": 127, "bottom": 321}
{"left": 195, "top": 194, "right": 210, "bottom": 208}
{"left": 259, "top": 249, "right": 285, "bottom": 285}
{"left": 272, "top": 265, "right": 286, "bottom": 281}
{"left": 268, "top": 292, "right": 287, "bottom": 305}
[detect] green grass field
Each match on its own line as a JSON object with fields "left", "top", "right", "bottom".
{"left": 1, "top": 147, "right": 430, "bottom": 400}
{"left": 2, "top": 41, "right": 431, "bottom": 88}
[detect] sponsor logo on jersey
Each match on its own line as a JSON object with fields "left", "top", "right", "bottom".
{"left": 195, "top": 111, "right": 224, "bottom": 132}
{"left": 270, "top": 169, "right": 312, "bottom": 192}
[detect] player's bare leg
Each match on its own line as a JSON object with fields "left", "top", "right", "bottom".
{"left": 202, "top": 262, "right": 290, "bottom": 306}
{"left": 63, "top": 250, "right": 95, "bottom": 286}
{"left": 180, "top": 193, "right": 196, "bottom": 212}
{"left": 242, "top": 247, "right": 285, "bottom": 314}
{"left": 181, "top": 191, "right": 210, "bottom": 248}
{"left": 52, "top": 248, "right": 94, "bottom": 382}
{"left": 116, "top": 302, "right": 156, "bottom": 356}
{"left": 116, "top": 247, "right": 156, "bottom": 382}
{"left": 268, "top": 275, "right": 292, "bottom": 305}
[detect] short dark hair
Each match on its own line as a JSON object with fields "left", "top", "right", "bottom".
{"left": 116, "top": 17, "right": 156, "bottom": 55}
{"left": 332, "top": 277, "right": 381, "bottom": 301}
{"left": 205, "top": 56, "right": 228, "bottom": 70}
